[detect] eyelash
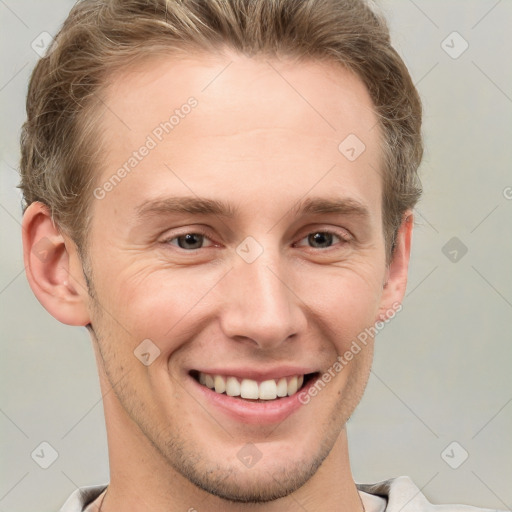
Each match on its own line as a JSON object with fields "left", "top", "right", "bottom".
{"left": 162, "top": 228, "right": 352, "bottom": 252}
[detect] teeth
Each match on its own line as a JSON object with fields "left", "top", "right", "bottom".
{"left": 196, "top": 372, "right": 307, "bottom": 400}
{"left": 287, "top": 376, "right": 298, "bottom": 395}
{"left": 214, "top": 375, "right": 226, "bottom": 394}
{"left": 259, "top": 379, "right": 277, "bottom": 400}
{"left": 226, "top": 376, "right": 241, "bottom": 397}
{"left": 204, "top": 374, "right": 214, "bottom": 389}
{"left": 240, "top": 379, "right": 259, "bottom": 399}
{"left": 276, "top": 377, "right": 288, "bottom": 397}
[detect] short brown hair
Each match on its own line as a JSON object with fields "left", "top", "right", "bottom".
{"left": 19, "top": 0, "right": 422, "bottom": 262}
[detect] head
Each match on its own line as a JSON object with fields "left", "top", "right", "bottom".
{"left": 20, "top": 0, "right": 422, "bottom": 505}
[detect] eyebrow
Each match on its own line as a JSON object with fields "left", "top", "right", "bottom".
{"left": 292, "top": 196, "right": 370, "bottom": 218}
{"left": 135, "top": 196, "right": 238, "bottom": 219}
{"left": 135, "top": 195, "right": 370, "bottom": 221}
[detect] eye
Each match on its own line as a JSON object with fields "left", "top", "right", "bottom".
{"left": 295, "top": 230, "right": 350, "bottom": 249}
{"left": 164, "top": 231, "right": 215, "bottom": 251}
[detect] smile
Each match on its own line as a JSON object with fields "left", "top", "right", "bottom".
{"left": 190, "top": 370, "right": 317, "bottom": 401}
{"left": 187, "top": 368, "right": 321, "bottom": 424}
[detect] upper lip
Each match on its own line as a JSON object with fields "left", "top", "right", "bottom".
{"left": 190, "top": 366, "right": 318, "bottom": 382}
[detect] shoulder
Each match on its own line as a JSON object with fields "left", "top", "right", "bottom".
{"left": 59, "top": 484, "right": 108, "bottom": 512}
{"left": 357, "top": 475, "right": 502, "bottom": 512}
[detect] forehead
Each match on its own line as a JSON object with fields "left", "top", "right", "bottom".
{"left": 101, "top": 50, "right": 378, "bottom": 141}
{"left": 93, "top": 50, "right": 382, "bottom": 224}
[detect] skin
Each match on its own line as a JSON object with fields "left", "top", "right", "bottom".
{"left": 22, "top": 50, "right": 413, "bottom": 511}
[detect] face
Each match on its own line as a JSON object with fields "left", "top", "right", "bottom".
{"left": 83, "top": 50, "right": 403, "bottom": 502}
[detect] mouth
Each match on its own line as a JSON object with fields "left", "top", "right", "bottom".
{"left": 189, "top": 370, "right": 319, "bottom": 402}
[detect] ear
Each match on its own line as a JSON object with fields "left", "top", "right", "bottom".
{"left": 21, "top": 201, "right": 91, "bottom": 326}
{"left": 376, "top": 211, "right": 414, "bottom": 322}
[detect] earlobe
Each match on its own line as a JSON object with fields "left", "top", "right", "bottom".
{"left": 21, "top": 202, "right": 91, "bottom": 326}
{"left": 376, "top": 211, "right": 414, "bottom": 322}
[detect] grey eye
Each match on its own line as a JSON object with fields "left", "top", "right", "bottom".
{"left": 306, "top": 232, "right": 337, "bottom": 248}
{"left": 172, "top": 233, "right": 206, "bottom": 250}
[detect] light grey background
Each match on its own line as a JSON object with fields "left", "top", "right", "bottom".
{"left": 1, "top": 1, "right": 511, "bottom": 511}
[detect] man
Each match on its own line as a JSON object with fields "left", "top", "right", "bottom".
{"left": 18, "top": 0, "right": 502, "bottom": 511}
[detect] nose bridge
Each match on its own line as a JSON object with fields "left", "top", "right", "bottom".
{"left": 219, "top": 242, "right": 305, "bottom": 347}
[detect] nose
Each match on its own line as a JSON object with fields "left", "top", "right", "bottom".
{"left": 218, "top": 245, "right": 307, "bottom": 350}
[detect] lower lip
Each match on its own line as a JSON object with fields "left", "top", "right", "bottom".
{"left": 188, "top": 374, "right": 316, "bottom": 425}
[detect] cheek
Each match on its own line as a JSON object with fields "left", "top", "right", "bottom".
{"left": 300, "top": 280, "right": 381, "bottom": 380}
{"left": 299, "top": 265, "right": 384, "bottom": 340}
{"left": 94, "top": 260, "right": 224, "bottom": 342}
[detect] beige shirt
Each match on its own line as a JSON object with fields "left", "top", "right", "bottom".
{"left": 61, "top": 476, "right": 501, "bottom": 511}
{"left": 81, "top": 487, "right": 387, "bottom": 512}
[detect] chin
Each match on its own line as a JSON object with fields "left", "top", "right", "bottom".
{"left": 182, "top": 456, "right": 322, "bottom": 504}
